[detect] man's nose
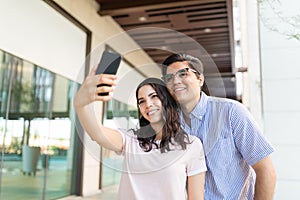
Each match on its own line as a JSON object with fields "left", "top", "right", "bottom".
{"left": 172, "top": 73, "right": 181, "bottom": 84}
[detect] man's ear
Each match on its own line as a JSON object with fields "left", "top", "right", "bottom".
{"left": 198, "top": 74, "right": 205, "bottom": 87}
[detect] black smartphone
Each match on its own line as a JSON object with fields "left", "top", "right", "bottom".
{"left": 96, "top": 50, "right": 121, "bottom": 96}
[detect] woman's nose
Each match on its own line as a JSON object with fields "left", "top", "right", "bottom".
{"left": 145, "top": 100, "right": 153, "bottom": 108}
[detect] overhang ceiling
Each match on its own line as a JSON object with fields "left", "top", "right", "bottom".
{"left": 95, "top": 0, "right": 239, "bottom": 100}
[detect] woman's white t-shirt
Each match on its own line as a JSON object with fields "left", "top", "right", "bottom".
{"left": 116, "top": 129, "right": 207, "bottom": 200}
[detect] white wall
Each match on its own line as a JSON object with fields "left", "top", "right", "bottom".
{"left": 258, "top": 0, "right": 300, "bottom": 199}
{"left": 243, "top": 0, "right": 300, "bottom": 198}
{"left": 0, "top": 0, "right": 87, "bottom": 83}
{"left": 242, "top": 0, "right": 264, "bottom": 129}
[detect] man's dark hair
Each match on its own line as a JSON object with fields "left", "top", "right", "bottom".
{"left": 161, "top": 53, "right": 204, "bottom": 76}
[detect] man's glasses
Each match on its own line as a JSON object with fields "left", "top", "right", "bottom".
{"left": 162, "top": 68, "right": 198, "bottom": 84}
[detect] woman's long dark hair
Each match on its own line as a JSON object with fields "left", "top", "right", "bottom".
{"left": 134, "top": 78, "right": 190, "bottom": 153}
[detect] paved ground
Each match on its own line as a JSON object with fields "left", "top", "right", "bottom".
{"left": 59, "top": 186, "right": 118, "bottom": 200}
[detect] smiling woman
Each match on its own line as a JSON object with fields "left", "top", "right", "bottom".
{"left": 74, "top": 72, "right": 207, "bottom": 199}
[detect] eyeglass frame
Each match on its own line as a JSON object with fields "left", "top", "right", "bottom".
{"left": 162, "top": 67, "right": 199, "bottom": 83}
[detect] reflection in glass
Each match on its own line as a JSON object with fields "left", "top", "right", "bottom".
{"left": 0, "top": 49, "right": 76, "bottom": 199}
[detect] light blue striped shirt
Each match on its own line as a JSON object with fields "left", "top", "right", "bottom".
{"left": 180, "top": 92, "right": 274, "bottom": 200}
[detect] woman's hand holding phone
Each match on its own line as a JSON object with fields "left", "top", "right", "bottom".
{"left": 74, "top": 67, "right": 117, "bottom": 109}
{"left": 96, "top": 50, "right": 121, "bottom": 96}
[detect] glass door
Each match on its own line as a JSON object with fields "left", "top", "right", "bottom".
{"left": 0, "top": 49, "right": 78, "bottom": 200}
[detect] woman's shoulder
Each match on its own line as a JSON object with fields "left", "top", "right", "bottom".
{"left": 117, "top": 128, "right": 142, "bottom": 147}
{"left": 117, "top": 128, "right": 137, "bottom": 139}
{"left": 187, "top": 134, "right": 200, "bottom": 141}
{"left": 187, "top": 135, "right": 203, "bottom": 148}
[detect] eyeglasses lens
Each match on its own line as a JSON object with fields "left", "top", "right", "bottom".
{"left": 163, "top": 68, "right": 189, "bottom": 83}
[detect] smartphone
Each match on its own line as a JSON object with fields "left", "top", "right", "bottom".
{"left": 96, "top": 50, "right": 121, "bottom": 96}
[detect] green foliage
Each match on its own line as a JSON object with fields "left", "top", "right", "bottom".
{"left": 14, "top": 81, "right": 36, "bottom": 112}
{"left": 258, "top": 0, "right": 300, "bottom": 41}
{"left": 6, "top": 137, "right": 22, "bottom": 154}
{"left": 106, "top": 110, "right": 138, "bottom": 119}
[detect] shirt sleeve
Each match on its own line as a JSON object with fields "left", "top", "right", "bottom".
{"left": 114, "top": 128, "right": 129, "bottom": 155}
{"left": 186, "top": 137, "right": 207, "bottom": 176}
{"left": 230, "top": 102, "right": 275, "bottom": 166}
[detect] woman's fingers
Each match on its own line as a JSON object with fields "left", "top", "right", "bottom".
{"left": 97, "top": 73, "right": 117, "bottom": 86}
{"left": 85, "top": 73, "right": 117, "bottom": 90}
{"left": 95, "top": 91, "right": 114, "bottom": 101}
{"left": 95, "top": 85, "right": 115, "bottom": 96}
{"left": 89, "top": 65, "right": 117, "bottom": 85}
{"left": 75, "top": 72, "right": 117, "bottom": 107}
{"left": 90, "top": 73, "right": 117, "bottom": 101}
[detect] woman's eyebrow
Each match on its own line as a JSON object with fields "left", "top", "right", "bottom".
{"left": 148, "top": 92, "right": 156, "bottom": 97}
{"left": 138, "top": 91, "right": 157, "bottom": 101}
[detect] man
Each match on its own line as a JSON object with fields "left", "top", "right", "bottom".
{"left": 161, "top": 53, "right": 276, "bottom": 199}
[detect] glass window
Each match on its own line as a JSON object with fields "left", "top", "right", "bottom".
{"left": 0, "top": 49, "right": 78, "bottom": 200}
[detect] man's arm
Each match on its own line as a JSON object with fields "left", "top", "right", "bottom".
{"left": 252, "top": 155, "right": 276, "bottom": 200}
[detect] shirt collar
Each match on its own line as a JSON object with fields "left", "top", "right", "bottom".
{"left": 179, "top": 91, "right": 208, "bottom": 122}
{"left": 189, "top": 91, "right": 208, "bottom": 120}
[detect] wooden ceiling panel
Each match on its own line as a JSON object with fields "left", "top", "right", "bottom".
{"left": 95, "top": 0, "right": 236, "bottom": 99}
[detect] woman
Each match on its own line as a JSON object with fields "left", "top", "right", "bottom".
{"left": 74, "top": 68, "right": 206, "bottom": 200}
